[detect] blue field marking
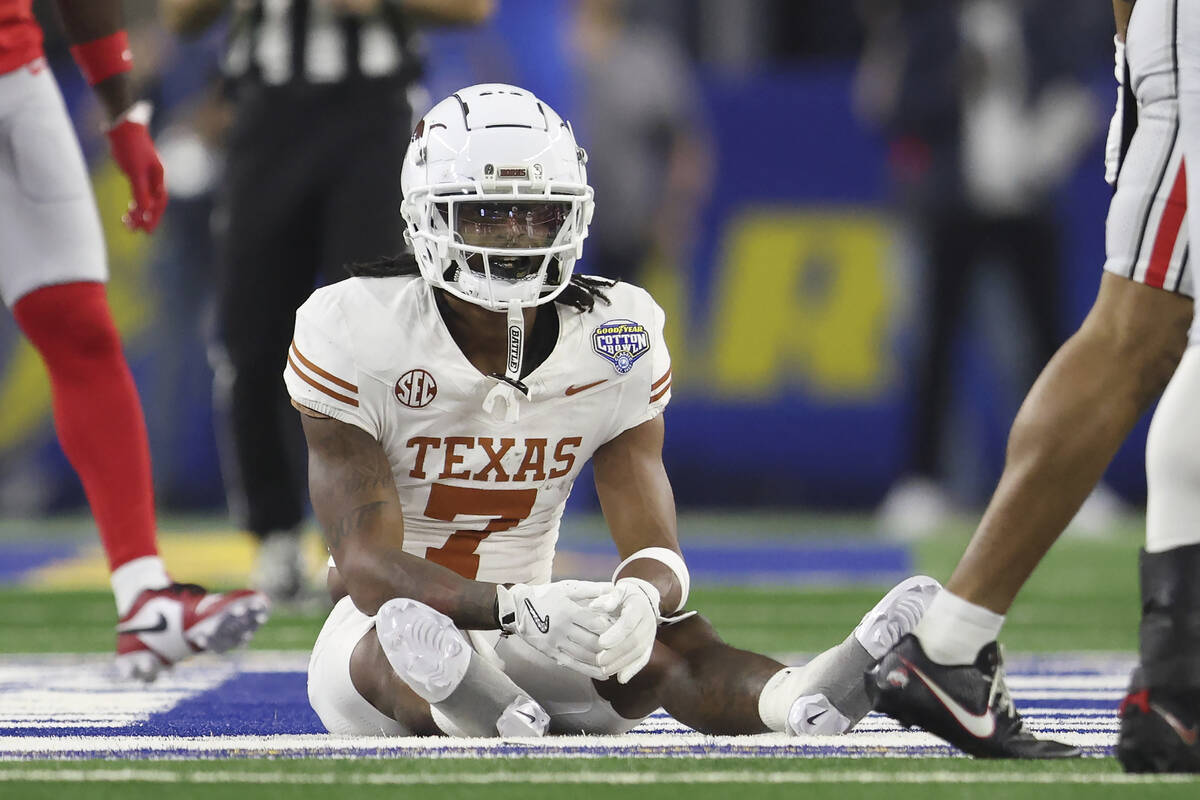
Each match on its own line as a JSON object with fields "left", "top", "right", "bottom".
{"left": 0, "top": 652, "right": 1133, "bottom": 760}
{"left": 564, "top": 541, "right": 912, "bottom": 584}
{"left": 140, "top": 672, "right": 323, "bottom": 736}
{"left": 0, "top": 535, "right": 912, "bottom": 587}
{"left": 0, "top": 542, "right": 81, "bottom": 582}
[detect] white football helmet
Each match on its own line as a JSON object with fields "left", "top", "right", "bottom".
{"left": 400, "top": 84, "right": 594, "bottom": 312}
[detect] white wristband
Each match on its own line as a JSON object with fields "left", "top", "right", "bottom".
{"left": 612, "top": 546, "right": 689, "bottom": 614}
{"left": 108, "top": 99, "right": 153, "bottom": 131}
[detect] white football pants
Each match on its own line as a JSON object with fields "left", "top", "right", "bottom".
{"left": 1147, "top": 0, "right": 1200, "bottom": 554}
{"left": 0, "top": 59, "right": 106, "bottom": 305}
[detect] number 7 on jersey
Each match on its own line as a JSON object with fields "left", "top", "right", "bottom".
{"left": 421, "top": 483, "right": 538, "bottom": 579}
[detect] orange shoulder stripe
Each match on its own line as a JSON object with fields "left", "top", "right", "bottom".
{"left": 288, "top": 353, "right": 360, "bottom": 407}
{"left": 652, "top": 366, "right": 672, "bottom": 390}
{"left": 290, "top": 341, "right": 358, "bottom": 392}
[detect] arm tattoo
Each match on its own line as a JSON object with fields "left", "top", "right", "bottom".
{"left": 339, "top": 457, "right": 395, "bottom": 496}
{"left": 303, "top": 415, "right": 400, "bottom": 554}
{"left": 327, "top": 500, "right": 388, "bottom": 550}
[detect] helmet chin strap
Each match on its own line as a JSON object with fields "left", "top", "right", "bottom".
{"left": 482, "top": 301, "right": 529, "bottom": 423}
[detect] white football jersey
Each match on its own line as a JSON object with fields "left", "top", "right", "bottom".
{"left": 284, "top": 275, "right": 672, "bottom": 585}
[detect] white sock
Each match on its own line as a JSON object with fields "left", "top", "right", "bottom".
{"left": 111, "top": 556, "right": 171, "bottom": 616}
{"left": 913, "top": 590, "right": 1004, "bottom": 665}
{"left": 1146, "top": 347, "right": 1200, "bottom": 553}
{"left": 758, "top": 666, "right": 805, "bottom": 732}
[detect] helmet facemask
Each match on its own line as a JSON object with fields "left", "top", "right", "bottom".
{"left": 405, "top": 181, "right": 593, "bottom": 312}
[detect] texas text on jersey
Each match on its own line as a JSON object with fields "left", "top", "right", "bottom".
{"left": 284, "top": 273, "right": 672, "bottom": 585}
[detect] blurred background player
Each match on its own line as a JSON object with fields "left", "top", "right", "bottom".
{"left": 0, "top": 0, "right": 266, "bottom": 680}
{"left": 569, "top": 0, "right": 711, "bottom": 287}
{"left": 162, "top": 0, "right": 496, "bottom": 605}
{"left": 855, "top": 0, "right": 1119, "bottom": 539}
{"left": 868, "top": 0, "right": 1200, "bottom": 769}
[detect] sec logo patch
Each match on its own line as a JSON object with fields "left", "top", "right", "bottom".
{"left": 395, "top": 369, "right": 437, "bottom": 408}
{"left": 592, "top": 319, "right": 650, "bottom": 374}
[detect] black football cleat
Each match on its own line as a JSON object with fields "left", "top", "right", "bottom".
{"left": 1116, "top": 671, "right": 1200, "bottom": 773}
{"left": 865, "top": 634, "right": 1081, "bottom": 758}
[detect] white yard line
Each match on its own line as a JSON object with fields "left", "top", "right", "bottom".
{"left": 0, "top": 730, "right": 1118, "bottom": 758}
{"left": 0, "top": 767, "right": 1195, "bottom": 785}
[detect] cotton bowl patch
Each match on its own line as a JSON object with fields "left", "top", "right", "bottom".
{"left": 592, "top": 320, "right": 650, "bottom": 374}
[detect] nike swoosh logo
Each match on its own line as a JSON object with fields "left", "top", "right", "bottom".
{"left": 806, "top": 710, "right": 827, "bottom": 726}
{"left": 116, "top": 612, "right": 169, "bottom": 636}
{"left": 565, "top": 379, "right": 608, "bottom": 396}
{"left": 524, "top": 598, "right": 550, "bottom": 634}
{"left": 1153, "top": 703, "right": 1200, "bottom": 746}
{"left": 903, "top": 658, "right": 996, "bottom": 739}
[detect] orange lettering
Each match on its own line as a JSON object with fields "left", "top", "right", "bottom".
{"left": 407, "top": 436, "right": 441, "bottom": 479}
{"left": 438, "top": 436, "right": 475, "bottom": 480}
{"left": 474, "top": 437, "right": 515, "bottom": 482}
{"left": 549, "top": 436, "right": 582, "bottom": 479}
{"left": 513, "top": 438, "right": 548, "bottom": 482}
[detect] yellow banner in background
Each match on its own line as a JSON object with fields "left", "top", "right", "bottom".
{"left": 0, "top": 201, "right": 898, "bottom": 462}
{"left": 707, "top": 210, "right": 894, "bottom": 400}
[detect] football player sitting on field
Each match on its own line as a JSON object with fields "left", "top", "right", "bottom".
{"left": 287, "top": 84, "right": 940, "bottom": 737}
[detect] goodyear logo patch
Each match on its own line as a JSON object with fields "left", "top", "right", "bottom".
{"left": 592, "top": 319, "right": 650, "bottom": 374}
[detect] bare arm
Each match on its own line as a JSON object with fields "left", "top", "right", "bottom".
{"left": 592, "top": 415, "right": 684, "bottom": 614}
{"left": 52, "top": 0, "right": 133, "bottom": 121}
{"left": 1114, "top": 0, "right": 1135, "bottom": 41}
{"left": 160, "top": 0, "right": 228, "bottom": 37}
{"left": 301, "top": 412, "right": 499, "bottom": 625}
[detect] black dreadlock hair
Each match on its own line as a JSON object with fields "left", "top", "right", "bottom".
{"left": 345, "top": 253, "right": 615, "bottom": 313}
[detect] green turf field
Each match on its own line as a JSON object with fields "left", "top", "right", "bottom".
{"left": 0, "top": 524, "right": 1143, "bottom": 655}
{"left": 3, "top": 517, "right": 1196, "bottom": 798}
{"left": 1, "top": 758, "right": 1198, "bottom": 799}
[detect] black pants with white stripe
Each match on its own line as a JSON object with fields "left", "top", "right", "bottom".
{"left": 212, "top": 78, "right": 411, "bottom": 537}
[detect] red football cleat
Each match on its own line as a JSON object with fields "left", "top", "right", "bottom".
{"left": 115, "top": 583, "right": 269, "bottom": 681}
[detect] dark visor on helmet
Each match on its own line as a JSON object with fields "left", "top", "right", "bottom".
{"left": 453, "top": 201, "right": 571, "bottom": 251}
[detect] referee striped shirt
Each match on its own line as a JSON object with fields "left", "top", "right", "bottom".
{"left": 223, "top": 0, "right": 419, "bottom": 86}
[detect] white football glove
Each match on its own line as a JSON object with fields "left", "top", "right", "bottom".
{"left": 1104, "top": 35, "right": 1128, "bottom": 187}
{"left": 589, "top": 578, "right": 661, "bottom": 684}
{"left": 496, "top": 580, "right": 614, "bottom": 680}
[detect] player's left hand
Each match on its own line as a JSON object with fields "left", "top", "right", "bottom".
{"left": 105, "top": 101, "right": 167, "bottom": 233}
{"left": 590, "top": 578, "right": 661, "bottom": 684}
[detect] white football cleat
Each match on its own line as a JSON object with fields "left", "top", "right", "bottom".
{"left": 786, "top": 692, "right": 855, "bottom": 736}
{"left": 251, "top": 530, "right": 310, "bottom": 605}
{"left": 877, "top": 478, "right": 955, "bottom": 541}
{"left": 854, "top": 575, "right": 942, "bottom": 661}
{"left": 377, "top": 597, "right": 549, "bottom": 737}
{"left": 376, "top": 597, "right": 472, "bottom": 703}
{"left": 115, "top": 583, "right": 270, "bottom": 682}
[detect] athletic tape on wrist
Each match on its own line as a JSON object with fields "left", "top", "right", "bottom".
{"left": 495, "top": 584, "right": 517, "bottom": 633}
{"left": 612, "top": 547, "right": 689, "bottom": 614}
{"left": 70, "top": 31, "right": 133, "bottom": 87}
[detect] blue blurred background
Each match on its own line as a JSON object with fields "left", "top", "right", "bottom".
{"left": 0, "top": 0, "right": 1134, "bottom": 535}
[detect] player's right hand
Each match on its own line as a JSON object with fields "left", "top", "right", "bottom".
{"left": 497, "top": 580, "right": 614, "bottom": 679}
{"left": 105, "top": 101, "right": 167, "bottom": 233}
